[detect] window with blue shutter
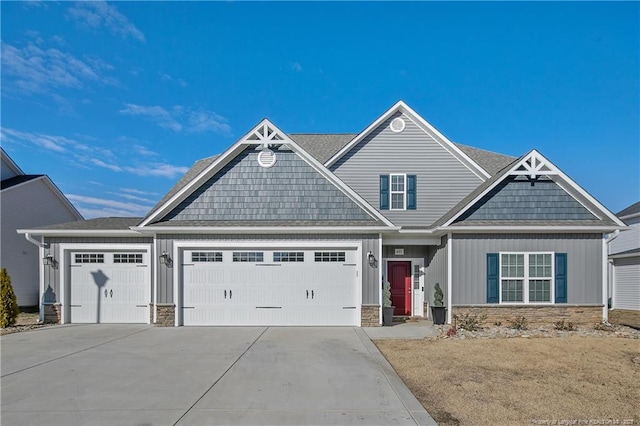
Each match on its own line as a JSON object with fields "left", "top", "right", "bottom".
{"left": 486, "top": 253, "right": 499, "bottom": 303}
{"left": 407, "top": 175, "right": 417, "bottom": 210}
{"left": 379, "top": 175, "right": 389, "bottom": 210}
{"left": 555, "top": 253, "right": 567, "bottom": 303}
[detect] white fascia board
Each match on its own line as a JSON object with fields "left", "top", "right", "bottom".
{"left": 382, "top": 236, "right": 442, "bottom": 245}
{"left": 438, "top": 226, "right": 626, "bottom": 233}
{"left": 17, "top": 229, "right": 141, "bottom": 237}
{"left": 131, "top": 226, "right": 399, "bottom": 234}
{"left": 324, "top": 100, "right": 491, "bottom": 180}
{"left": 285, "top": 138, "right": 396, "bottom": 227}
{"left": 397, "top": 228, "right": 437, "bottom": 234}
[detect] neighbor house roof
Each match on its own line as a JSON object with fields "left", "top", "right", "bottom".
{"left": 617, "top": 201, "right": 640, "bottom": 219}
{"left": 0, "top": 174, "right": 45, "bottom": 190}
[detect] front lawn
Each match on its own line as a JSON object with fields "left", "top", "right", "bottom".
{"left": 375, "top": 337, "right": 639, "bottom": 425}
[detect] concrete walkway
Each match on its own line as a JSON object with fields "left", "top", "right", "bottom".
{"left": 364, "top": 319, "right": 443, "bottom": 340}
{"left": 1, "top": 325, "right": 436, "bottom": 426}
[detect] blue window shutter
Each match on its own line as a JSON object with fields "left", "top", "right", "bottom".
{"left": 406, "top": 175, "right": 417, "bottom": 210}
{"left": 555, "top": 253, "right": 567, "bottom": 303}
{"left": 380, "top": 175, "right": 389, "bottom": 210}
{"left": 487, "top": 253, "right": 499, "bottom": 303}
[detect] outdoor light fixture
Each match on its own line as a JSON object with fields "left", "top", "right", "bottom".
{"left": 367, "top": 251, "right": 376, "bottom": 267}
{"left": 159, "top": 251, "right": 172, "bottom": 265}
{"left": 42, "top": 254, "right": 56, "bottom": 268}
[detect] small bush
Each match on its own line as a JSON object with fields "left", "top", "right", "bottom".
{"left": 593, "top": 322, "right": 615, "bottom": 332}
{"left": 1, "top": 268, "right": 19, "bottom": 328}
{"left": 493, "top": 321, "right": 503, "bottom": 327}
{"left": 446, "top": 326, "right": 457, "bottom": 337}
{"left": 554, "top": 320, "right": 576, "bottom": 331}
{"left": 457, "top": 313, "right": 487, "bottom": 331}
{"left": 508, "top": 316, "right": 528, "bottom": 330}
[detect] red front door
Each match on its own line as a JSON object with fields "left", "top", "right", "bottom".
{"left": 388, "top": 261, "right": 411, "bottom": 316}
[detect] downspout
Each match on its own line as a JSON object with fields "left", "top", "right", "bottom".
{"left": 23, "top": 233, "right": 47, "bottom": 322}
{"left": 604, "top": 230, "right": 620, "bottom": 314}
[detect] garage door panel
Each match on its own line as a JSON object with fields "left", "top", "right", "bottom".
{"left": 69, "top": 251, "right": 149, "bottom": 324}
{"left": 182, "top": 248, "right": 359, "bottom": 326}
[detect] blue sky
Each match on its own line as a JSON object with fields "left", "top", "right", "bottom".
{"left": 2, "top": 1, "right": 638, "bottom": 218}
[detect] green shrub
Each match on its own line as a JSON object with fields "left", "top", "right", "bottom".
{"left": 508, "top": 316, "right": 528, "bottom": 330}
{"left": 456, "top": 313, "right": 487, "bottom": 331}
{"left": 383, "top": 281, "right": 392, "bottom": 307}
{"left": 1, "top": 268, "right": 19, "bottom": 328}
{"left": 433, "top": 283, "right": 444, "bottom": 307}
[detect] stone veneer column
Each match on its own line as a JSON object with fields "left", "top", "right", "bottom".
{"left": 43, "top": 303, "right": 62, "bottom": 324}
{"left": 154, "top": 304, "right": 176, "bottom": 327}
{"left": 452, "top": 305, "right": 604, "bottom": 326}
{"left": 361, "top": 304, "right": 380, "bottom": 327}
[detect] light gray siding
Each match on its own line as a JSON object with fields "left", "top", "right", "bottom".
{"left": 330, "top": 112, "right": 484, "bottom": 227}
{"left": 609, "top": 217, "right": 640, "bottom": 255}
{"left": 612, "top": 256, "right": 640, "bottom": 311}
{"left": 1, "top": 180, "right": 81, "bottom": 306}
{"left": 451, "top": 233, "right": 603, "bottom": 305}
{"left": 43, "top": 237, "right": 153, "bottom": 304}
{"left": 157, "top": 234, "right": 380, "bottom": 305}
{"left": 164, "top": 148, "right": 374, "bottom": 222}
{"left": 456, "top": 176, "right": 597, "bottom": 222}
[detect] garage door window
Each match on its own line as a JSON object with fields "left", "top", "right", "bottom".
{"left": 314, "top": 252, "right": 345, "bottom": 262}
{"left": 113, "top": 253, "right": 143, "bottom": 263}
{"left": 192, "top": 252, "right": 223, "bottom": 262}
{"left": 75, "top": 253, "right": 104, "bottom": 263}
{"left": 273, "top": 252, "right": 304, "bottom": 262}
{"left": 233, "top": 252, "right": 264, "bottom": 262}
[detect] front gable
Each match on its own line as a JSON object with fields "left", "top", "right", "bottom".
{"left": 328, "top": 106, "right": 488, "bottom": 227}
{"left": 443, "top": 150, "right": 625, "bottom": 229}
{"left": 161, "top": 146, "right": 377, "bottom": 223}
{"left": 139, "top": 120, "right": 393, "bottom": 229}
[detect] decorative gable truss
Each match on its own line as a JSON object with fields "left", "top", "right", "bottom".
{"left": 440, "top": 150, "right": 626, "bottom": 229}
{"left": 136, "top": 119, "right": 396, "bottom": 229}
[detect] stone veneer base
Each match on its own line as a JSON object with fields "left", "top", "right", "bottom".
{"left": 361, "top": 304, "right": 380, "bottom": 327}
{"left": 152, "top": 303, "right": 176, "bottom": 327}
{"left": 43, "top": 303, "right": 62, "bottom": 324}
{"left": 453, "top": 304, "right": 604, "bottom": 326}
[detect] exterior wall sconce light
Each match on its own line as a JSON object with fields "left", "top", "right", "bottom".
{"left": 159, "top": 251, "right": 172, "bottom": 266}
{"left": 367, "top": 251, "right": 377, "bottom": 268}
{"left": 42, "top": 254, "right": 57, "bottom": 268}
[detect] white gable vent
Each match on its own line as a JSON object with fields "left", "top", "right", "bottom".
{"left": 390, "top": 117, "right": 405, "bottom": 133}
{"left": 257, "top": 149, "right": 277, "bottom": 168}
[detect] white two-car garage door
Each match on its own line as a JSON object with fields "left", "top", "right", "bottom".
{"left": 180, "top": 247, "right": 360, "bottom": 326}
{"left": 69, "top": 251, "right": 150, "bottom": 323}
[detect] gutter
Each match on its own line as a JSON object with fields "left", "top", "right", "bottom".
{"left": 24, "top": 232, "right": 48, "bottom": 248}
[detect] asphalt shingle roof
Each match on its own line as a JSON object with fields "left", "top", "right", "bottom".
{"left": 289, "top": 134, "right": 357, "bottom": 164}
{"left": 146, "top": 219, "right": 383, "bottom": 227}
{"left": 617, "top": 201, "right": 640, "bottom": 218}
{"left": 35, "top": 217, "right": 142, "bottom": 230}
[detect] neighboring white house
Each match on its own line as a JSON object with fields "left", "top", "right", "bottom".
{"left": 1, "top": 148, "right": 83, "bottom": 306}
{"left": 609, "top": 201, "right": 640, "bottom": 311}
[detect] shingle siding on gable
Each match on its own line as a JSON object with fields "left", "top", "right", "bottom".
{"left": 455, "top": 176, "right": 597, "bottom": 222}
{"left": 162, "top": 148, "right": 374, "bottom": 222}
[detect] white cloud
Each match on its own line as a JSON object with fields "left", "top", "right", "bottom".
{"left": 121, "top": 187, "right": 158, "bottom": 196}
{"left": 124, "top": 163, "right": 188, "bottom": 178}
{"left": 67, "top": 194, "right": 151, "bottom": 214}
{"left": 1, "top": 41, "right": 118, "bottom": 96}
{"left": 289, "top": 62, "right": 302, "bottom": 72}
{"left": 67, "top": 1, "right": 145, "bottom": 42}
{"left": 120, "top": 103, "right": 231, "bottom": 135}
{"left": 109, "top": 192, "right": 157, "bottom": 203}
{"left": 159, "top": 72, "right": 188, "bottom": 87}
{"left": 132, "top": 144, "right": 159, "bottom": 157}
{"left": 90, "top": 158, "right": 122, "bottom": 172}
{"left": 2, "top": 128, "right": 72, "bottom": 152}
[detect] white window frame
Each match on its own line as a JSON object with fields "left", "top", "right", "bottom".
{"left": 498, "top": 252, "right": 555, "bottom": 304}
{"left": 389, "top": 173, "right": 407, "bottom": 211}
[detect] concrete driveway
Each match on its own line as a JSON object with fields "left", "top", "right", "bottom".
{"left": 1, "top": 325, "right": 435, "bottom": 426}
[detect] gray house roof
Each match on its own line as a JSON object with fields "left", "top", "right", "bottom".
{"left": 617, "top": 201, "right": 640, "bottom": 219}
{"left": 289, "top": 134, "right": 357, "bottom": 164}
{"left": 34, "top": 217, "right": 142, "bottom": 230}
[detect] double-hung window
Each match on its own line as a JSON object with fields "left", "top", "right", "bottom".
{"left": 499, "top": 252, "right": 553, "bottom": 303}
{"left": 379, "top": 174, "right": 416, "bottom": 210}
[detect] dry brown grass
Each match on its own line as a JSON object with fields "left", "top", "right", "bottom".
{"left": 375, "top": 337, "right": 640, "bottom": 425}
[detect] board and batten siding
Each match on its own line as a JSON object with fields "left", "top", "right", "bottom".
{"left": 156, "top": 233, "right": 380, "bottom": 305}
{"left": 451, "top": 233, "right": 603, "bottom": 305}
{"left": 1, "top": 180, "right": 82, "bottom": 306}
{"left": 612, "top": 257, "right": 640, "bottom": 311}
{"left": 43, "top": 237, "right": 153, "bottom": 305}
{"left": 330, "top": 112, "right": 484, "bottom": 227}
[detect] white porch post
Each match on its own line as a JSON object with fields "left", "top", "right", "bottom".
{"left": 447, "top": 233, "right": 453, "bottom": 324}
{"left": 602, "top": 236, "right": 608, "bottom": 322}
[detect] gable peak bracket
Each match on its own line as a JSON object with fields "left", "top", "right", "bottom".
{"left": 511, "top": 152, "right": 557, "bottom": 179}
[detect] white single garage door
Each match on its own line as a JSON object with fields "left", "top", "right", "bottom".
{"left": 181, "top": 248, "right": 359, "bottom": 326}
{"left": 613, "top": 257, "right": 640, "bottom": 311}
{"left": 69, "top": 251, "right": 150, "bottom": 323}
